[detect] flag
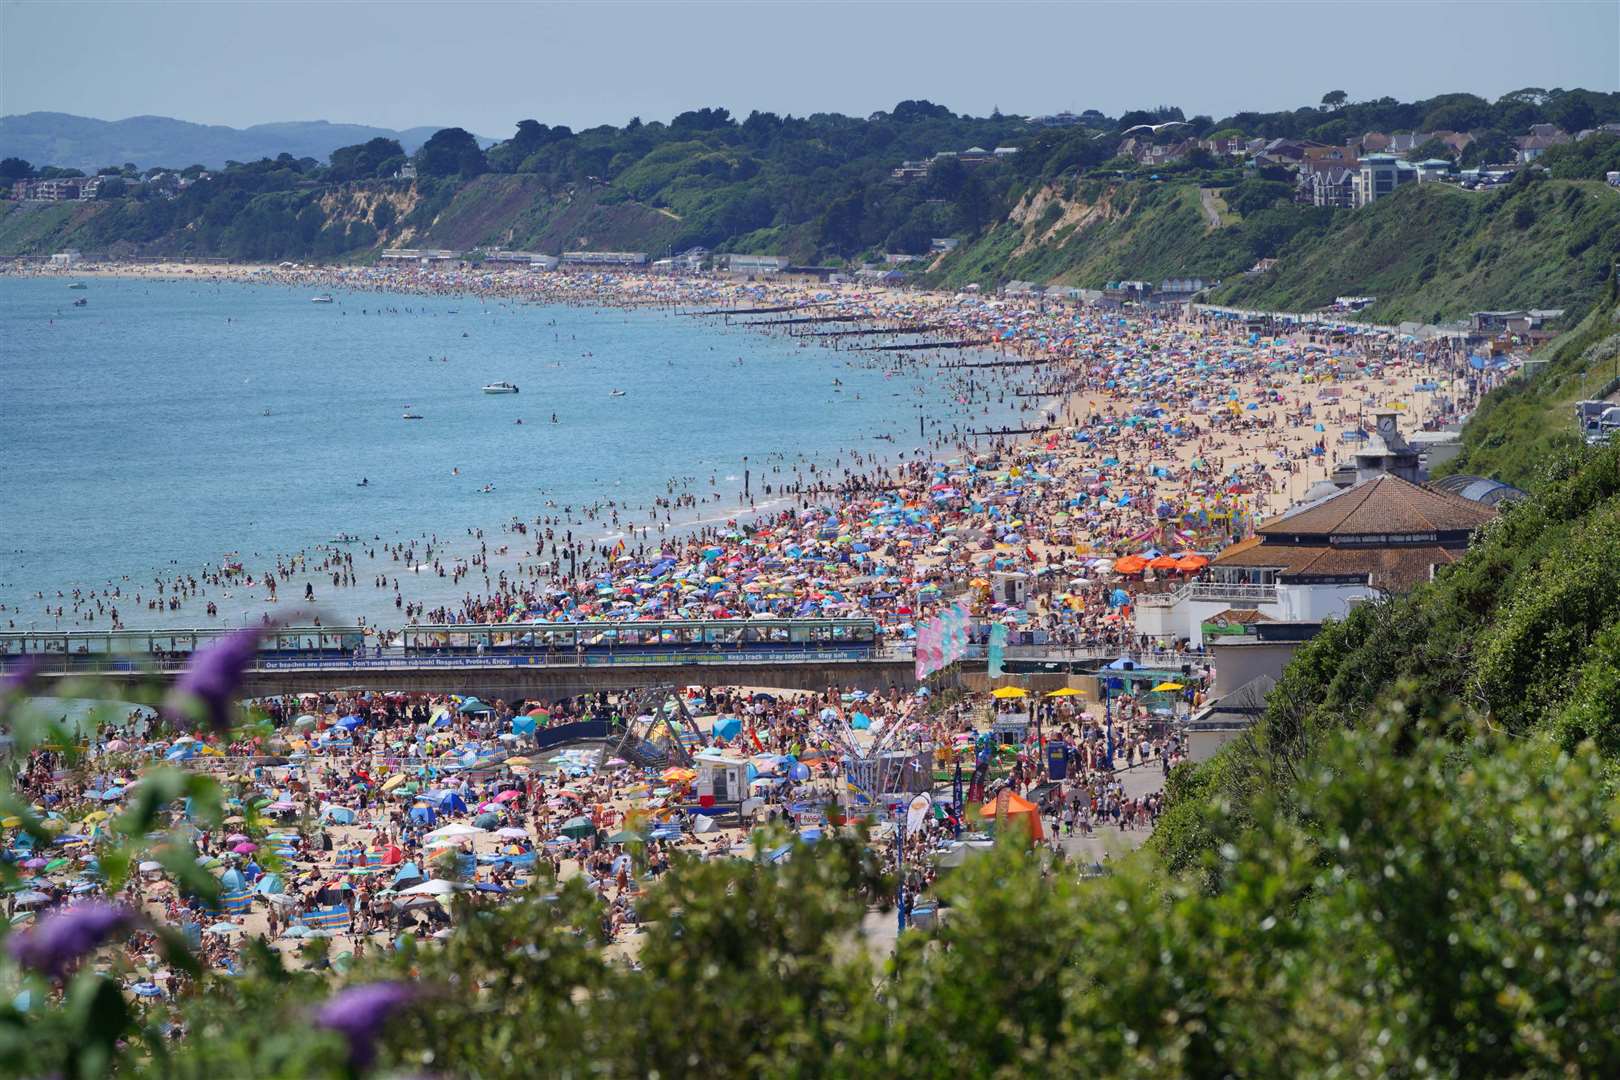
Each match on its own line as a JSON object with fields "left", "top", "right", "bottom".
{"left": 987, "top": 622, "right": 1008, "bottom": 677}
{"left": 905, "top": 793, "right": 932, "bottom": 837}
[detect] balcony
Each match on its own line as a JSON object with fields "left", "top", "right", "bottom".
{"left": 1141, "top": 581, "right": 1280, "bottom": 608}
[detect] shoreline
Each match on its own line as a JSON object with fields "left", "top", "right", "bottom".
{"left": 1, "top": 269, "right": 1038, "bottom": 634}
{"left": 3, "top": 261, "right": 1496, "bottom": 644}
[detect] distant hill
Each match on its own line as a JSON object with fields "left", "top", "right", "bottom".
{"left": 0, "top": 112, "right": 491, "bottom": 171}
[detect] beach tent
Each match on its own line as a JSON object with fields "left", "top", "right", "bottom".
{"left": 424, "top": 791, "right": 468, "bottom": 815}
{"left": 560, "top": 816, "right": 594, "bottom": 839}
{"left": 978, "top": 790, "right": 1044, "bottom": 842}
{"left": 459, "top": 697, "right": 492, "bottom": 715}
{"left": 510, "top": 715, "right": 537, "bottom": 737}
{"left": 712, "top": 717, "right": 742, "bottom": 741}
{"left": 320, "top": 805, "right": 357, "bottom": 825}
{"left": 391, "top": 862, "right": 424, "bottom": 889}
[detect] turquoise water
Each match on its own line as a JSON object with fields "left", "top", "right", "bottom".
{"left": 0, "top": 276, "right": 1019, "bottom": 630}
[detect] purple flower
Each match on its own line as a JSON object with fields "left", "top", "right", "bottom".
{"left": 3, "top": 655, "right": 43, "bottom": 695}
{"left": 8, "top": 902, "right": 138, "bottom": 979}
{"left": 314, "top": 981, "right": 418, "bottom": 1068}
{"left": 164, "top": 625, "right": 268, "bottom": 733}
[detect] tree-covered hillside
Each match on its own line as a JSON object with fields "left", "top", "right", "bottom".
{"left": 1209, "top": 175, "right": 1620, "bottom": 323}
{"left": 4, "top": 90, "right": 1619, "bottom": 323}
{"left": 1155, "top": 438, "right": 1620, "bottom": 888}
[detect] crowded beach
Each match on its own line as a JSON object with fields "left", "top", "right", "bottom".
{"left": 2, "top": 260, "right": 1500, "bottom": 657}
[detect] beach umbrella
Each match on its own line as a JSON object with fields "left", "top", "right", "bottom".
{"left": 560, "top": 816, "right": 594, "bottom": 839}
{"left": 606, "top": 829, "right": 644, "bottom": 844}
{"left": 990, "top": 686, "right": 1028, "bottom": 699}
{"left": 400, "top": 879, "right": 464, "bottom": 896}
{"left": 205, "top": 921, "right": 242, "bottom": 935}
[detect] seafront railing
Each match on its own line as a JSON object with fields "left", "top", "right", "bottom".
{"left": 6, "top": 643, "right": 1195, "bottom": 677}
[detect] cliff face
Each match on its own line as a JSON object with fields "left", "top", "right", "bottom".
{"left": 929, "top": 179, "right": 1240, "bottom": 289}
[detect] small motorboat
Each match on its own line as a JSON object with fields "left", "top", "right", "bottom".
{"left": 67, "top": 282, "right": 87, "bottom": 290}
{"left": 609, "top": 389, "right": 626, "bottom": 397}
{"left": 311, "top": 295, "right": 334, "bottom": 304}
{"left": 402, "top": 412, "right": 424, "bottom": 420}
{"left": 482, "top": 382, "right": 519, "bottom": 394}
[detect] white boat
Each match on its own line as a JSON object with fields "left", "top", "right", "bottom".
{"left": 311, "top": 295, "right": 334, "bottom": 304}
{"left": 67, "top": 282, "right": 87, "bottom": 290}
{"left": 402, "top": 412, "right": 424, "bottom": 420}
{"left": 482, "top": 382, "right": 520, "bottom": 394}
{"left": 609, "top": 389, "right": 626, "bottom": 397}
{"left": 329, "top": 533, "right": 361, "bottom": 544}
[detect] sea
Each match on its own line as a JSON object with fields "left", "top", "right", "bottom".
{"left": 0, "top": 275, "right": 1028, "bottom": 632}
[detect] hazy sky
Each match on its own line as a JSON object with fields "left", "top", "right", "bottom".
{"left": 3, "top": 0, "right": 1616, "bottom": 135}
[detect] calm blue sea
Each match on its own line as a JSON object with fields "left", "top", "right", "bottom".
{"left": 0, "top": 276, "right": 1017, "bottom": 630}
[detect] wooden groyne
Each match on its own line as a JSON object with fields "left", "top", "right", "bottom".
{"left": 852, "top": 338, "right": 996, "bottom": 352}
{"left": 795, "top": 324, "right": 946, "bottom": 339}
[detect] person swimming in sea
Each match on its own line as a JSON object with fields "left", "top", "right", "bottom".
{"left": 358, "top": 477, "right": 369, "bottom": 487}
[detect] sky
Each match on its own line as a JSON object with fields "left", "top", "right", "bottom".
{"left": 2, "top": 0, "right": 1616, "bottom": 136}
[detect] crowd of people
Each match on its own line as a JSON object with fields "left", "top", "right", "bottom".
{"left": 5, "top": 663, "right": 1202, "bottom": 994}
{"left": 4, "top": 261, "right": 1508, "bottom": 660}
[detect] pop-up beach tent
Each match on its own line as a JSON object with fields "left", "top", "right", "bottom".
{"left": 978, "top": 789, "right": 1044, "bottom": 842}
